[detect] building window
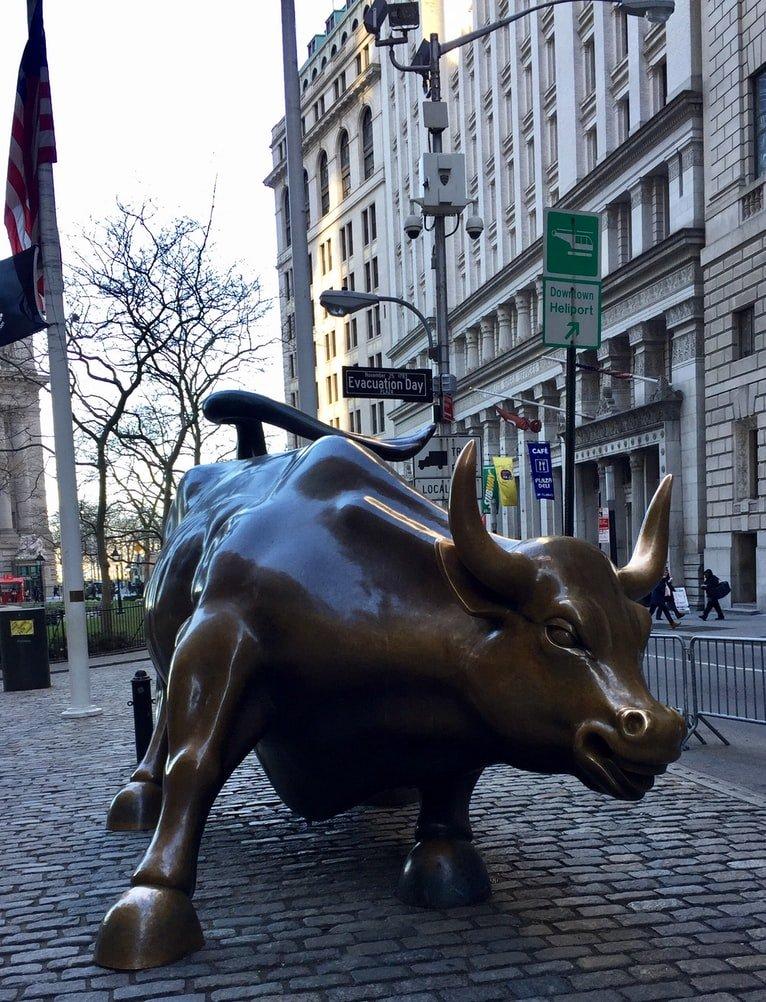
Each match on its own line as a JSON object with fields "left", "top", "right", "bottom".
{"left": 324, "top": 330, "right": 336, "bottom": 361}
{"left": 583, "top": 39, "right": 596, "bottom": 96}
{"left": 749, "top": 428, "right": 760, "bottom": 497}
{"left": 362, "top": 203, "right": 377, "bottom": 244}
{"left": 349, "top": 408, "right": 362, "bottom": 433}
{"left": 754, "top": 68, "right": 766, "bottom": 179}
{"left": 361, "top": 107, "right": 375, "bottom": 179}
{"left": 653, "top": 59, "right": 668, "bottom": 113}
{"left": 319, "top": 151, "right": 330, "bottom": 216}
{"left": 340, "top": 222, "right": 353, "bottom": 261}
{"left": 547, "top": 114, "right": 558, "bottom": 166}
{"left": 282, "top": 188, "right": 291, "bottom": 247}
{"left": 617, "top": 199, "right": 632, "bottom": 265}
{"left": 585, "top": 127, "right": 598, "bottom": 171}
{"left": 616, "top": 10, "right": 629, "bottom": 60}
{"left": 617, "top": 96, "right": 630, "bottom": 144}
{"left": 320, "top": 239, "right": 333, "bottom": 275}
{"left": 344, "top": 318, "right": 358, "bottom": 351}
{"left": 370, "top": 400, "right": 385, "bottom": 434}
{"left": 545, "top": 37, "right": 556, "bottom": 90}
{"left": 284, "top": 268, "right": 292, "bottom": 301}
{"left": 735, "top": 305, "right": 755, "bottom": 359}
{"left": 363, "top": 256, "right": 379, "bottom": 292}
{"left": 339, "top": 129, "right": 352, "bottom": 197}
{"left": 653, "top": 175, "right": 670, "bottom": 242}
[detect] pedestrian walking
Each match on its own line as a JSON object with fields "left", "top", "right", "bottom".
{"left": 662, "top": 567, "right": 683, "bottom": 619}
{"left": 700, "top": 568, "right": 726, "bottom": 621}
{"left": 649, "top": 577, "right": 679, "bottom": 628}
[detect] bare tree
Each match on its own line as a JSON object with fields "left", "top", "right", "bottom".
{"left": 67, "top": 200, "right": 271, "bottom": 607}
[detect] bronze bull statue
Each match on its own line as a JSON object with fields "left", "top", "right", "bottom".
{"left": 94, "top": 393, "right": 684, "bottom": 971}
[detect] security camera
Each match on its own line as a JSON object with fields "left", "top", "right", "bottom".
{"left": 404, "top": 212, "right": 424, "bottom": 240}
{"left": 465, "top": 213, "right": 485, "bottom": 240}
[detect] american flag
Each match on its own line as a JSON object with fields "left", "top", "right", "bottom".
{"left": 4, "top": 0, "right": 57, "bottom": 258}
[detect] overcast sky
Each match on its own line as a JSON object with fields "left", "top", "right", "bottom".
{"left": 0, "top": 0, "right": 326, "bottom": 512}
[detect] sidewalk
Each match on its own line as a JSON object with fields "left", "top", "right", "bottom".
{"left": 2, "top": 661, "right": 766, "bottom": 1001}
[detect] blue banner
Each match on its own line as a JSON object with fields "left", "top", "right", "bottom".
{"left": 527, "top": 442, "right": 555, "bottom": 501}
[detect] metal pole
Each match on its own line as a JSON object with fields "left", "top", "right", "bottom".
{"left": 564, "top": 344, "right": 576, "bottom": 537}
{"left": 281, "top": 0, "right": 318, "bottom": 419}
{"left": 26, "top": 0, "right": 100, "bottom": 716}
{"left": 428, "top": 34, "right": 451, "bottom": 429}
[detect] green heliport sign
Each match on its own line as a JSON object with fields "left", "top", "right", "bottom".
{"left": 543, "top": 208, "right": 601, "bottom": 280}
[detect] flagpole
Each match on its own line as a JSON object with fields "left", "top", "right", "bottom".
{"left": 27, "top": 0, "right": 100, "bottom": 717}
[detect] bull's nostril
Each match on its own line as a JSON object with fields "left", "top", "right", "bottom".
{"left": 618, "top": 708, "right": 651, "bottom": 739}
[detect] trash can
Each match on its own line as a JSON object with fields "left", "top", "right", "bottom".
{"left": 0, "top": 605, "right": 51, "bottom": 692}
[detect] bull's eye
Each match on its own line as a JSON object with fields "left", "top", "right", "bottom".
{"left": 546, "top": 620, "right": 587, "bottom": 653}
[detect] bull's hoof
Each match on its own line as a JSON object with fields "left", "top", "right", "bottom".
{"left": 94, "top": 885, "right": 203, "bottom": 970}
{"left": 106, "top": 781, "right": 162, "bottom": 832}
{"left": 397, "top": 838, "right": 491, "bottom": 909}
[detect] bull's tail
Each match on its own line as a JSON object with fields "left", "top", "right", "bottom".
{"left": 203, "top": 390, "right": 436, "bottom": 462}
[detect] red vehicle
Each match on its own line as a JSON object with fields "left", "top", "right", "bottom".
{"left": 0, "top": 576, "right": 26, "bottom": 604}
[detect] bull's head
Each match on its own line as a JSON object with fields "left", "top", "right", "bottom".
{"left": 438, "top": 442, "right": 685, "bottom": 801}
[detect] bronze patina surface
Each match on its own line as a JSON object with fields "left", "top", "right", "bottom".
{"left": 95, "top": 396, "right": 684, "bottom": 971}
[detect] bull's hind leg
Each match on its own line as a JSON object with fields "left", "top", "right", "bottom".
{"left": 95, "top": 607, "right": 269, "bottom": 971}
{"left": 397, "top": 769, "right": 491, "bottom": 909}
{"left": 106, "top": 686, "right": 168, "bottom": 832}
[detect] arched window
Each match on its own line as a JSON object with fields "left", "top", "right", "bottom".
{"left": 303, "top": 169, "right": 311, "bottom": 225}
{"left": 283, "top": 187, "right": 291, "bottom": 247}
{"left": 302, "top": 79, "right": 309, "bottom": 93}
{"left": 319, "top": 151, "right": 330, "bottom": 216}
{"left": 361, "top": 107, "right": 374, "bottom": 180}
{"left": 339, "top": 130, "right": 351, "bottom": 198}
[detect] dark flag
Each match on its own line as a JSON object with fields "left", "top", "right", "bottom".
{"left": 0, "top": 247, "right": 47, "bottom": 345}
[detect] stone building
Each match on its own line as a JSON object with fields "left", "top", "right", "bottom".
{"left": 701, "top": 0, "right": 766, "bottom": 609}
{"left": 265, "top": 1, "right": 391, "bottom": 440}
{"left": 266, "top": 0, "right": 709, "bottom": 601}
{"left": 380, "top": 0, "right": 706, "bottom": 597}
{"left": 0, "top": 341, "right": 53, "bottom": 598}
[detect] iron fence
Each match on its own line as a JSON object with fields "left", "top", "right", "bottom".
{"left": 642, "top": 634, "right": 693, "bottom": 732}
{"left": 690, "top": 636, "right": 766, "bottom": 727}
{"left": 47, "top": 600, "right": 146, "bottom": 663}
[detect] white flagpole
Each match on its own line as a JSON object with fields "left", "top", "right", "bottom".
{"left": 27, "top": 0, "right": 100, "bottom": 717}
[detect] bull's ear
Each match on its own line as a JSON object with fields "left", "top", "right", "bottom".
{"left": 436, "top": 540, "right": 508, "bottom": 620}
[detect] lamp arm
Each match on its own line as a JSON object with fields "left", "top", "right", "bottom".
{"left": 376, "top": 295, "right": 435, "bottom": 356}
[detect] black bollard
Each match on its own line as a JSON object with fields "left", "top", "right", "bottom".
{"left": 129, "top": 670, "right": 154, "bottom": 763}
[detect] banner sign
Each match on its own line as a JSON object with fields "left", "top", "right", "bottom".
{"left": 527, "top": 442, "right": 555, "bottom": 501}
{"left": 0, "top": 248, "right": 47, "bottom": 346}
{"left": 492, "top": 457, "right": 517, "bottom": 507}
{"left": 481, "top": 464, "right": 498, "bottom": 515}
{"left": 342, "top": 365, "right": 432, "bottom": 403}
{"left": 598, "top": 507, "right": 611, "bottom": 547}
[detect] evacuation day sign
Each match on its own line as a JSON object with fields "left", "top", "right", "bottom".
{"left": 542, "top": 209, "right": 602, "bottom": 350}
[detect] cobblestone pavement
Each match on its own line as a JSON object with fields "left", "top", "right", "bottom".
{"left": 2, "top": 664, "right": 766, "bottom": 1002}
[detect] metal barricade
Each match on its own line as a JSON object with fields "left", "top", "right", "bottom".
{"left": 689, "top": 635, "right": 766, "bottom": 728}
{"left": 642, "top": 634, "right": 695, "bottom": 744}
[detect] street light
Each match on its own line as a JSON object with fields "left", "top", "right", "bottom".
{"left": 367, "top": 0, "right": 675, "bottom": 530}
{"left": 320, "top": 288, "right": 437, "bottom": 360}
{"left": 109, "top": 547, "right": 124, "bottom": 616}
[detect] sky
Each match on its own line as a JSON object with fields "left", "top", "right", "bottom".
{"left": 0, "top": 0, "right": 326, "bottom": 513}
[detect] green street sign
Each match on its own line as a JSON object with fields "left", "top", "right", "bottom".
{"left": 543, "top": 208, "right": 601, "bottom": 280}
{"left": 542, "top": 277, "right": 602, "bottom": 349}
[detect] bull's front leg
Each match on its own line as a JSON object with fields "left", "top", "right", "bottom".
{"left": 106, "top": 685, "right": 168, "bottom": 832}
{"left": 94, "top": 605, "right": 269, "bottom": 971}
{"left": 397, "top": 769, "right": 491, "bottom": 908}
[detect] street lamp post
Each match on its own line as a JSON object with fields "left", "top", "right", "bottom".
{"left": 109, "top": 548, "right": 124, "bottom": 616}
{"left": 365, "top": 0, "right": 675, "bottom": 530}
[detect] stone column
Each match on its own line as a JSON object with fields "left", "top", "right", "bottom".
{"left": 629, "top": 323, "right": 666, "bottom": 407}
{"left": 597, "top": 339, "right": 631, "bottom": 412}
{"left": 0, "top": 421, "right": 14, "bottom": 533}
{"left": 629, "top": 451, "right": 646, "bottom": 555}
{"left": 515, "top": 290, "right": 531, "bottom": 344}
{"left": 480, "top": 316, "right": 496, "bottom": 365}
{"left": 535, "top": 382, "right": 559, "bottom": 537}
{"left": 497, "top": 304, "right": 513, "bottom": 354}
{"left": 629, "top": 178, "right": 654, "bottom": 259}
{"left": 497, "top": 404, "right": 520, "bottom": 539}
{"left": 666, "top": 297, "right": 705, "bottom": 599}
{"left": 518, "top": 401, "right": 541, "bottom": 539}
{"left": 465, "top": 327, "right": 480, "bottom": 372}
{"left": 482, "top": 409, "right": 501, "bottom": 533}
{"left": 534, "top": 278, "right": 544, "bottom": 335}
{"left": 453, "top": 335, "right": 466, "bottom": 378}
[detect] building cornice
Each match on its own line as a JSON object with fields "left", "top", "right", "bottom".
{"left": 574, "top": 396, "right": 683, "bottom": 452}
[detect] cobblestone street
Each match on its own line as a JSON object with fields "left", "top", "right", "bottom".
{"left": 2, "top": 663, "right": 766, "bottom": 1001}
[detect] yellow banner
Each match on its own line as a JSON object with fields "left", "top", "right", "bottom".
{"left": 492, "top": 457, "right": 517, "bottom": 507}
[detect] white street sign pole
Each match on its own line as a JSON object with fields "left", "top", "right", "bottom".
{"left": 28, "top": 1, "right": 100, "bottom": 717}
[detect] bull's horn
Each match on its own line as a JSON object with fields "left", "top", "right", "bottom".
{"left": 448, "top": 442, "right": 536, "bottom": 604}
{"left": 617, "top": 474, "right": 673, "bottom": 600}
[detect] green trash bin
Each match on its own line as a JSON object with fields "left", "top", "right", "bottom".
{"left": 0, "top": 605, "right": 51, "bottom": 692}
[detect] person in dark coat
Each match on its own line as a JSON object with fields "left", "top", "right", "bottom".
{"left": 649, "top": 577, "right": 678, "bottom": 627}
{"left": 700, "top": 568, "right": 725, "bottom": 621}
